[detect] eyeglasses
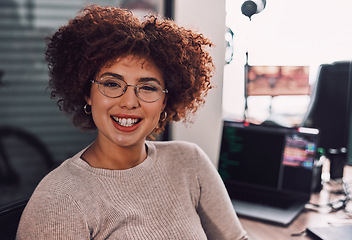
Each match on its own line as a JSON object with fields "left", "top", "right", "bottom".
{"left": 91, "top": 77, "right": 168, "bottom": 103}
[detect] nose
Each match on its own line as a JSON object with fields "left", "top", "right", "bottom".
{"left": 117, "top": 85, "right": 140, "bottom": 109}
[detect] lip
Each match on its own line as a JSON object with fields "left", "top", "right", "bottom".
{"left": 111, "top": 114, "right": 142, "bottom": 132}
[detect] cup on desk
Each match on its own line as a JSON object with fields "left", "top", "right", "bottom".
{"left": 328, "top": 148, "right": 347, "bottom": 180}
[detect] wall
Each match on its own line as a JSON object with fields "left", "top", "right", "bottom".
{"left": 172, "top": 0, "right": 226, "bottom": 166}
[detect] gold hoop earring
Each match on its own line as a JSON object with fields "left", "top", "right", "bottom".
{"left": 84, "top": 104, "right": 92, "bottom": 114}
{"left": 160, "top": 111, "right": 167, "bottom": 121}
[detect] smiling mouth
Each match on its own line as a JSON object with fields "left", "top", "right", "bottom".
{"left": 111, "top": 116, "right": 140, "bottom": 127}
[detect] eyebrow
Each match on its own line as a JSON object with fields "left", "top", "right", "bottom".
{"left": 100, "top": 72, "right": 162, "bottom": 85}
{"left": 100, "top": 72, "right": 123, "bottom": 80}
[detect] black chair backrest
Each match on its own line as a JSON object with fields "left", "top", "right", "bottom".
{"left": 0, "top": 198, "right": 28, "bottom": 240}
{"left": 301, "top": 61, "right": 352, "bottom": 152}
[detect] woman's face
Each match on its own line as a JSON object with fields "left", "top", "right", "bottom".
{"left": 86, "top": 55, "right": 167, "bottom": 149}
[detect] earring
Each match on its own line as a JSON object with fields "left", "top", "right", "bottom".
{"left": 84, "top": 104, "right": 92, "bottom": 114}
{"left": 160, "top": 111, "right": 167, "bottom": 121}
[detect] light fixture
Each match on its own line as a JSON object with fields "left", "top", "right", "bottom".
{"left": 241, "top": 0, "right": 266, "bottom": 19}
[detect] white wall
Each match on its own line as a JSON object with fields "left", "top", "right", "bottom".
{"left": 223, "top": 0, "right": 352, "bottom": 121}
{"left": 172, "top": 0, "right": 226, "bottom": 166}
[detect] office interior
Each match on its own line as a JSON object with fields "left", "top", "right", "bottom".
{"left": 0, "top": 0, "right": 352, "bottom": 238}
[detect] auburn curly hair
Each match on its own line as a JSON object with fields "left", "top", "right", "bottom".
{"left": 46, "top": 5, "right": 214, "bottom": 134}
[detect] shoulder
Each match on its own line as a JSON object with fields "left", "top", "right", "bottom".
{"left": 148, "top": 140, "right": 206, "bottom": 160}
{"left": 147, "top": 140, "right": 213, "bottom": 171}
{"left": 24, "top": 148, "right": 101, "bottom": 221}
{"left": 33, "top": 149, "right": 90, "bottom": 196}
{"left": 149, "top": 140, "right": 202, "bottom": 153}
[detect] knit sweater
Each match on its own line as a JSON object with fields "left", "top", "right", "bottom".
{"left": 16, "top": 141, "right": 247, "bottom": 240}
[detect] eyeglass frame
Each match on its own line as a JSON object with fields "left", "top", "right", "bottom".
{"left": 90, "top": 78, "right": 168, "bottom": 103}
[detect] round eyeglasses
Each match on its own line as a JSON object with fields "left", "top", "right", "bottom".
{"left": 91, "top": 77, "right": 168, "bottom": 103}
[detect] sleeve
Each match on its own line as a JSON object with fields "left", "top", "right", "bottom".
{"left": 193, "top": 144, "right": 248, "bottom": 240}
{"left": 16, "top": 190, "right": 90, "bottom": 240}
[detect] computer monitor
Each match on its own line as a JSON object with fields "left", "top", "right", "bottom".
{"left": 218, "top": 121, "right": 319, "bottom": 197}
{"left": 218, "top": 121, "right": 320, "bottom": 225}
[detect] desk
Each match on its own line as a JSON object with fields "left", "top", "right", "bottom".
{"left": 238, "top": 166, "right": 352, "bottom": 240}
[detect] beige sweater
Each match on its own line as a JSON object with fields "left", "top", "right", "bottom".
{"left": 17, "top": 141, "right": 247, "bottom": 240}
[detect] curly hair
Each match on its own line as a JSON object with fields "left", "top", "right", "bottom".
{"left": 46, "top": 5, "right": 214, "bottom": 134}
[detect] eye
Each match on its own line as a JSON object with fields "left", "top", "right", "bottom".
{"left": 103, "top": 82, "right": 120, "bottom": 88}
{"left": 139, "top": 82, "right": 159, "bottom": 92}
{"left": 101, "top": 78, "right": 123, "bottom": 88}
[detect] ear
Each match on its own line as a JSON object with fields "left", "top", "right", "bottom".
{"left": 161, "top": 98, "right": 167, "bottom": 112}
{"left": 85, "top": 95, "right": 92, "bottom": 105}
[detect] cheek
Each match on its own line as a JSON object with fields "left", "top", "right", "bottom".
{"left": 90, "top": 87, "right": 110, "bottom": 107}
{"left": 89, "top": 94, "right": 113, "bottom": 122}
{"left": 91, "top": 99, "right": 112, "bottom": 118}
{"left": 144, "top": 104, "right": 163, "bottom": 121}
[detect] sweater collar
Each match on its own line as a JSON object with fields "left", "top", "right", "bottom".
{"left": 71, "top": 141, "right": 156, "bottom": 179}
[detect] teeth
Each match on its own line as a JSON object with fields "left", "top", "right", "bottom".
{"left": 112, "top": 117, "right": 138, "bottom": 127}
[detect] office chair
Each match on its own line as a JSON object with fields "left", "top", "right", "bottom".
{"left": 0, "top": 198, "right": 28, "bottom": 240}
{"left": 301, "top": 61, "right": 352, "bottom": 179}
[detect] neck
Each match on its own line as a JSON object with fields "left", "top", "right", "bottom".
{"left": 82, "top": 138, "right": 147, "bottom": 170}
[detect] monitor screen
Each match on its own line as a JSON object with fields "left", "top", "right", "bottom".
{"left": 282, "top": 133, "right": 316, "bottom": 168}
{"left": 218, "top": 121, "right": 319, "bottom": 195}
{"left": 246, "top": 65, "right": 310, "bottom": 96}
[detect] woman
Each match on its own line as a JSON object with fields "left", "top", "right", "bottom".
{"left": 17, "top": 5, "right": 248, "bottom": 240}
